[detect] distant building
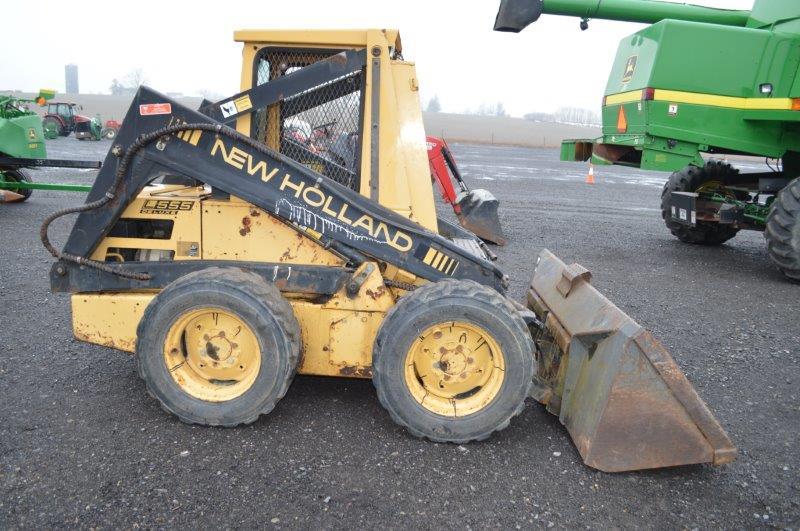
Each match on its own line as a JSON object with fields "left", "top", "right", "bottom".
{"left": 65, "top": 64, "right": 79, "bottom": 94}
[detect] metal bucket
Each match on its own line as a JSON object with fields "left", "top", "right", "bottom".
{"left": 527, "top": 249, "right": 736, "bottom": 472}
{"left": 456, "top": 189, "right": 506, "bottom": 246}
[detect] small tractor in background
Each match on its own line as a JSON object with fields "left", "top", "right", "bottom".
{"left": 1, "top": 90, "right": 99, "bottom": 202}
{"left": 101, "top": 118, "right": 122, "bottom": 139}
{"left": 42, "top": 101, "right": 99, "bottom": 139}
{"left": 495, "top": 0, "right": 800, "bottom": 281}
{"left": 74, "top": 114, "right": 103, "bottom": 141}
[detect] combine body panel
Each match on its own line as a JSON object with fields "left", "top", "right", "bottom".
{"left": 43, "top": 29, "right": 735, "bottom": 471}
{"left": 497, "top": 0, "right": 800, "bottom": 280}
{"left": 0, "top": 113, "right": 46, "bottom": 159}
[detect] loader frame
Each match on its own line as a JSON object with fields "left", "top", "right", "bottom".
{"left": 45, "top": 29, "right": 736, "bottom": 473}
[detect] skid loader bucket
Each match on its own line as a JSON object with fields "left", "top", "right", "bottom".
{"left": 527, "top": 249, "right": 736, "bottom": 472}
{"left": 455, "top": 189, "right": 506, "bottom": 246}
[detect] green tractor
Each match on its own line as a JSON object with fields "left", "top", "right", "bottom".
{"left": 494, "top": 0, "right": 800, "bottom": 281}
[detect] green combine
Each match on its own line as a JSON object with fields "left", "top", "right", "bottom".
{"left": 0, "top": 90, "right": 97, "bottom": 202}
{"left": 494, "top": 0, "right": 800, "bottom": 281}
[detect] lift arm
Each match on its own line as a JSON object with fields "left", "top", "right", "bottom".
{"left": 52, "top": 86, "right": 507, "bottom": 293}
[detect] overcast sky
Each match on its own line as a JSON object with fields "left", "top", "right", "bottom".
{"left": 1, "top": 0, "right": 752, "bottom": 116}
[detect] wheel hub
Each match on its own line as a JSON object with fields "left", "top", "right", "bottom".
{"left": 404, "top": 321, "right": 505, "bottom": 417}
{"left": 164, "top": 308, "right": 261, "bottom": 402}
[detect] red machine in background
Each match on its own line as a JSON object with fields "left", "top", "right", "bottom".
{"left": 102, "top": 119, "right": 122, "bottom": 139}
{"left": 426, "top": 136, "right": 506, "bottom": 245}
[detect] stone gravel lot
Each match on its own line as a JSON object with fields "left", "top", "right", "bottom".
{"left": 1, "top": 138, "right": 797, "bottom": 528}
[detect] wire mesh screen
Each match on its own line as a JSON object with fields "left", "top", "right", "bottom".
{"left": 253, "top": 49, "right": 363, "bottom": 190}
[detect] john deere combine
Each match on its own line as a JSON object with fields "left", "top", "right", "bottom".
{"left": 44, "top": 29, "right": 735, "bottom": 472}
{"left": 495, "top": 0, "right": 800, "bottom": 281}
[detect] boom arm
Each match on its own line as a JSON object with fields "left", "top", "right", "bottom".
{"left": 50, "top": 86, "right": 508, "bottom": 293}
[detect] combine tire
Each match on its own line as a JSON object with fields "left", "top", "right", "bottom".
{"left": 765, "top": 177, "right": 800, "bottom": 281}
{"left": 2, "top": 169, "right": 33, "bottom": 201}
{"left": 135, "top": 267, "right": 301, "bottom": 426}
{"left": 661, "top": 161, "right": 740, "bottom": 245}
{"left": 372, "top": 279, "right": 534, "bottom": 444}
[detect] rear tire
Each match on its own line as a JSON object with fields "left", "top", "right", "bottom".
{"left": 42, "top": 117, "right": 63, "bottom": 138}
{"left": 135, "top": 267, "right": 301, "bottom": 426}
{"left": 661, "top": 161, "right": 740, "bottom": 245}
{"left": 101, "top": 128, "right": 117, "bottom": 140}
{"left": 2, "top": 169, "right": 33, "bottom": 201}
{"left": 765, "top": 177, "right": 800, "bottom": 281}
{"left": 372, "top": 280, "right": 534, "bottom": 444}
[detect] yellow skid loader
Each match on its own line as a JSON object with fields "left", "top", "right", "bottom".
{"left": 42, "top": 30, "right": 735, "bottom": 472}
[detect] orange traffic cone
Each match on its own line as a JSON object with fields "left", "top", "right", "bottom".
{"left": 585, "top": 163, "right": 595, "bottom": 184}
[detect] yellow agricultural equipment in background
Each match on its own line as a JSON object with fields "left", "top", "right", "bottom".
{"left": 43, "top": 29, "right": 735, "bottom": 472}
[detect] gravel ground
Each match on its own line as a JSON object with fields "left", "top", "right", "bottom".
{"left": 1, "top": 138, "right": 798, "bottom": 529}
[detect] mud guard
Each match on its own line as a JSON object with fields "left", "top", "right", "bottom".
{"left": 527, "top": 249, "right": 736, "bottom": 472}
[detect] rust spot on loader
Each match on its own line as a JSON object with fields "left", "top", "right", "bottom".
{"left": 74, "top": 324, "right": 135, "bottom": 352}
{"left": 239, "top": 216, "right": 252, "bottom": 236}
{"left": 338, "top": 365, "right": 372, "bottom": 378}
{"left": 365, "top": 286, "right": 386, "bottom": 300}
{"left": 249, "top": 208, "right": 261, "bottom": 217}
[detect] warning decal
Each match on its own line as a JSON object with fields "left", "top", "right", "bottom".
{"left": 219, "top": 94, "right": 253, "bottom": 118}
{"left": 139, "top": 103, "right": 172, "bottom": 116}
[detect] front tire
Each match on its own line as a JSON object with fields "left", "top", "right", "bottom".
{"left": 372, "top": 280, "right": 534, "bottom": 443}
{"left": 135, "top": 267, "right": 301, "bottom": 426}
{"left": 661, "top": 161, "right": 740, "bottom": 245}
{"left": 765, "top": 177, "right": 800, "bottom": 281}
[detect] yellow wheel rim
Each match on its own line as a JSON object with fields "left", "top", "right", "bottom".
{"left": 404, "top": 321, "right": 505, "bottom": 417}
{"left": 163, "top": 308, "right": 261, "bottom": 402}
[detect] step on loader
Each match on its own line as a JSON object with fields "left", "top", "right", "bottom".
{"left": 43, "top": 29, "right": 735, "bottom": 472}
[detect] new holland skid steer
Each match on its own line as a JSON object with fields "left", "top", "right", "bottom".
{"left": 43, "top": 29, "right": 735, "bottom": 472}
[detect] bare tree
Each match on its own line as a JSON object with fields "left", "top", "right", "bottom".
{"left": 426, "top": 95, "right": 442, "bottom": 113}
{"left": 124, "top": 69, "right": 147, "bottom": 89}
{"left": 109, "top": 78, "right": 126, "bottom": 96}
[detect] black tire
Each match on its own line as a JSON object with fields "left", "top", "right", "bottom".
{"left": 42, "top": 117, "right": 63, "bottom": 138}
{"left": 372, "top": 279, "right": 534, "bottom": 444}
{"left": 135, "top": 267, "right": 301, "bottom": 426}
{"left": 661, "top": 161, "right": 740, "bottom": 245}
{"left": 765, "top": 177, "right": 800, "bottom": 281}
{"left": 2, "top": 169, "right": 33, "bottom": 201}
{"left": 101, "top": 128, "right": 117, "bottom": 140}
